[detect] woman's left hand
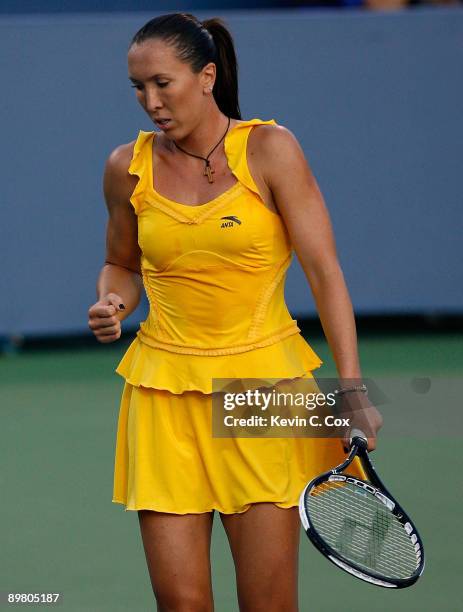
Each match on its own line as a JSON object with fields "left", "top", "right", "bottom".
{"left": 340, "top": 392, "right": 383, "bottom": 452}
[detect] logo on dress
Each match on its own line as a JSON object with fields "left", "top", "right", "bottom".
{"left": 220, "top": 215, "right": 241, "bottom": 228}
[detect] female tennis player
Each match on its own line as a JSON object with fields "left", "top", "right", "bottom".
{"left": 87, "top": 13, "right": 382, "bottom": 611}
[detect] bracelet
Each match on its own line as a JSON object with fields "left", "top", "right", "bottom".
{"left": 333, "top": 384, "right": 368, "bottom": 397}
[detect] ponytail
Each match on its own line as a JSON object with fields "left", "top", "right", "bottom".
{"left": 202, "top": 18, "right": 241, "bottom": 120}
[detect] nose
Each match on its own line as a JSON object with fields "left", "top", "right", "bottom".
{"left": 144, "top": 86, "right": 162, "bottom": 112}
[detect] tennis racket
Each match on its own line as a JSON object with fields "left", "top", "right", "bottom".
{"left": 298, "top": 429, "right": 425, "bottom": 588}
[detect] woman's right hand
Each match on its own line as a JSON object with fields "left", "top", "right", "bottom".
{"left": 88, "top": 293, "right": 125, "bottom": 343}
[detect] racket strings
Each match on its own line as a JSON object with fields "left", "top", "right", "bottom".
{"left": 311, "top": 515, "right": 415, "bottom": 576}
{"left": 305, "top": 481, "right": 419, "bottom": 579}
{"left": 309, "top": 500, "right": 416, "bottom": 578}
{"left": 309, "top": 482, "right": 418, "bottom": 575}
{"left": 314, "top": 484, "right": 416, "bottom": 556}
{"left": 311, "top": 485, "right": 417, "bottom": 570}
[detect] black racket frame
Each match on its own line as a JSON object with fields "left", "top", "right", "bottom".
{"left": 299, "top": 437, "right": 425, "bottom": 589}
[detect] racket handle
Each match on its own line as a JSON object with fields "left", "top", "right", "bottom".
{"left": 349, "top": 428, "right": 368, "bottom": 449}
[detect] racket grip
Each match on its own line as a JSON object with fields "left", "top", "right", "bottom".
{"left": 349, "top": 428, "right": 368, "bottom": 449}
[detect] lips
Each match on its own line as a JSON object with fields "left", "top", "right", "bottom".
{"left": 155, "top": 118, "right": 172, "bottom": 130}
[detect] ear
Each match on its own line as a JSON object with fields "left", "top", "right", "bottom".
{"left": 200, "top": 61, "right": 216, "bottom": 93}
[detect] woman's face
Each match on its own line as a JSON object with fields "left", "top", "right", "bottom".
{"left": 128, "top": 38, "right": 214, "bottom": 138}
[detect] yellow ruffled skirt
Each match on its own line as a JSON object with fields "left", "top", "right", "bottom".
{"left": 112, "top": 372, "right": 366, "bottom": 514}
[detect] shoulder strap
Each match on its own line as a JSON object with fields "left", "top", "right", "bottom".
{"left": 128, "top": 121, "right": 277, "bottom": 211}
{"left": 128, "top": 130, "right": 154, "bottom": 214}
{"left": 224, "top": 118, "right": 277, "bottom": 197}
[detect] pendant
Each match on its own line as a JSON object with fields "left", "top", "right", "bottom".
{"left": 204, "top": 161, "right": 215, "bottom": 184}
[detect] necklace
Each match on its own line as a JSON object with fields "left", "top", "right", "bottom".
{"left": 172, "top": 116, "right": 231, "bottom": 184}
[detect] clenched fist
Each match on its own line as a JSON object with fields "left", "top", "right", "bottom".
{"left": 88, "top": 293, "right": 125, "bottom": 343}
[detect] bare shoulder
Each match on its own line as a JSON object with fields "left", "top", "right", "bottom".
{"left": 248, "top": 123, "right": 301, "bottom": 156}
{"left": 103, "top": 140, "right": 138, "bottom": 209}
{"left": 232, "top": 119, "right": 294, "bottom": 141}
{"left": 248, "top": 123, "right": 309, "bottom": 191}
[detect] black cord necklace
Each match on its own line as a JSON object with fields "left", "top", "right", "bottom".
{"left": 172, "top": 116, "right": 231, "bottom": 184}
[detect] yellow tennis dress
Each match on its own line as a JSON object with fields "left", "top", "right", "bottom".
{"left": 112, "top": 118, "right": 361, "bottom": 514}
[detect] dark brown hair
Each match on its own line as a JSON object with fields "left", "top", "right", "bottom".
{"left": 130, "top": 13, "right": 241, "bottom": 120}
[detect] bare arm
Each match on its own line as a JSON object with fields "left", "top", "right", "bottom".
{"left": 258, "top": 125, "right": 361, "bottom": 379}
{"left": 255, "top": 125, "right": 382, "bottom": 448}
{"left": 88, "top": 142, "right": 144, "bottom": 343}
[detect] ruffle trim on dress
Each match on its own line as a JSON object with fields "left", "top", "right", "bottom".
{"left": 224, "top": 118, "right": 277, "bottom": 198}
{"left": 127, "top": 130, "right": 153, "bottom": 215}
{"left": 115, "top": 331, "right": 323, "bottom": 395}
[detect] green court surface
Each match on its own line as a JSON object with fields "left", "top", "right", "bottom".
{"left": 1, "top": 332, "right": 461, "bottom": 611}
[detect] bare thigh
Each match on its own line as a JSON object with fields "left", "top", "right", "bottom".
{"left": 138, "top": 510, "right": 215, "bottom": 612}
{"left": 220, "top": 503, "right": 301, "bottom": 612}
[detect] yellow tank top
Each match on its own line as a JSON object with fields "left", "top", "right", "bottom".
{"left": 116, "top": 118, "right": 322, "bottom": 393}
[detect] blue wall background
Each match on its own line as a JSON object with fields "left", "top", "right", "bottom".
{"left": 1, "top": 8, "right": 462, "bottom": 337}
{"left": 0, "top": 1, "right": 348, "bottom": 14}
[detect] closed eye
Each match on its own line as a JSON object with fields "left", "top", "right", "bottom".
{"left": 130, "top": 82, "right": 169, "bottom": 90}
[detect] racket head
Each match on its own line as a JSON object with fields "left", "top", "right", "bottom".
{"left": 299, "top": 464, "right": 425, "bottom": 588}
